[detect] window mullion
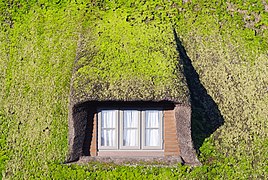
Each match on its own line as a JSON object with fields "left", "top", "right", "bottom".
{"left": 141, "top": 110, "right": 145, "bottom": 149}
{"left": 138, "top": 110, "right": 141, "bottom": 150}
{"left": 118, "top": 110, "right": 121, "bottom": 150}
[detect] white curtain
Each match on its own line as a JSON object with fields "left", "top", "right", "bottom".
{"left": 145, "top": 111, "right": 160, "bottom": 146}
{"left": 123, "top": 110, "right": 138, "bottom": 146}
{"left": 101, "top": 110, "right": 116, "bottom": 146}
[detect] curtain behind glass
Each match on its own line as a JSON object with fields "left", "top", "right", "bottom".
{"left": 101, "top": 110, "right": 116, "bottom": 146}
{"left": 123, "top": 110, "right": 138, "bottom": 146}
{"left": 145, "top": 111, "right": 160, "bottom": 146}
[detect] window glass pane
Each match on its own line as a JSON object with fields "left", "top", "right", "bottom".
{"left": 123, "top": 129, "right": 138, "bottom": 146}
{"left": 101, "top": 110, "right": 116, "bottom": 147}
{"left": 123, "top": 110, "right": 139, "bottom": 128}
{"left": 145, "top": 129, "right": 160, "bottom": 146}
{"left": 123, "top": 110, "right": 139, "bottom": 146}
{"left": 102, "top": 110, "right": 116, "bottom": 128}
{"left": 145, "top": 111, "right": 159, "bottom": 128}
{"left": 101, "top": 129, "right": 115, "bottom": 146}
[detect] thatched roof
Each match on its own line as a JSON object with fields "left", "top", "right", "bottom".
{"left": 70, "top": 11, "right": 190, "bottom": 106}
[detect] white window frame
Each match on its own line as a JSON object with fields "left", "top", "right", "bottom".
{"left": 142, "top": 110, "right": 163, "bottom": 150}
{"left": 119, "top": 110, "right": 141, "bottom": 150}
{"left": 97, "top": 108, "right": 163, "bottom": 151}
{"left": 98, "top": 109, "right": 119, "bottom": 150}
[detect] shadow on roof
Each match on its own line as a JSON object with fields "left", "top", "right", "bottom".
{"left": 173, "top": 29, "right": 224, "bottom": 152}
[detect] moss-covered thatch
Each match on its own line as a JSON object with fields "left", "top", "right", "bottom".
{"left": 2, "top": 0, "right": 268, "bottom": 178}
{"left": 70, "top": 10, "right": 189, "bottom": 105}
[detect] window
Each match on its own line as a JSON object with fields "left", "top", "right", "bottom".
{"left": 99, "top": 110, "right": 118, "bottom": 149}
{"left": 98, "top": 109, "right": 163, "bottom": 150}
{"left": 144, "top": 110, "right": 161, "bottom": 148}
{"left": 121, "top": 110, "right": 140, "bottom": 149}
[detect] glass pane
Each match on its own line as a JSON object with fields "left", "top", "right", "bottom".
{"left": 123, "top": 110, "right": 139, "bottom": 128}
{"left": 123, "top": 129, "right": 138, "bottom": 146}
{"left": 123, "top": 110, "right": 138, "bottom": 146}
{"left": 102, "top": 110, "right": 116, "bottom": 128}
{"left": 101, "top": 129, "right": 115, "bottom": 146}
{"left": 145, "top": 111, "right": 159, "bottom": 128}
{"left": 145, "top": 129, "right": 160, "bottom": 146}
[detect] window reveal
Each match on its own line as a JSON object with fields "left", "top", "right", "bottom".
{"left": 98, "top": 109, "right": 163, "bottom": 150}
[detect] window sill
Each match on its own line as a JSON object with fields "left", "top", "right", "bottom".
{"left": 74, "top": 156, "right": 183, "bottom": 166}
{"left": 97, "top": 150, "right": 164, "bottom": 157}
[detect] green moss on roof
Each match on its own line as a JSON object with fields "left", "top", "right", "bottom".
{"left": 71, "top": 9, "right": 189, "bottom": 105}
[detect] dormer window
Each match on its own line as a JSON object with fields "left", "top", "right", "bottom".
{"left": 98, "top": 109, "right": 163, "bottom": 151}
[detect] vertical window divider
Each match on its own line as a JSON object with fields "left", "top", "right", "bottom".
{"left": 138, "top": 109, "right": 141, "bottom": 150}
{"left": 115, "top": 110, "right": 120, "bottom": 150}
{"left": 141, "top": 110, "right": 145, "bottom": 149}
{"left": 119, "top": 109, "right": 122, "bottom": 149}
{"left": 115, "top": 110, "right": 119, "bottom": 150}
{"left": 160, "top": 110, "right": 163, "bottom": 149}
